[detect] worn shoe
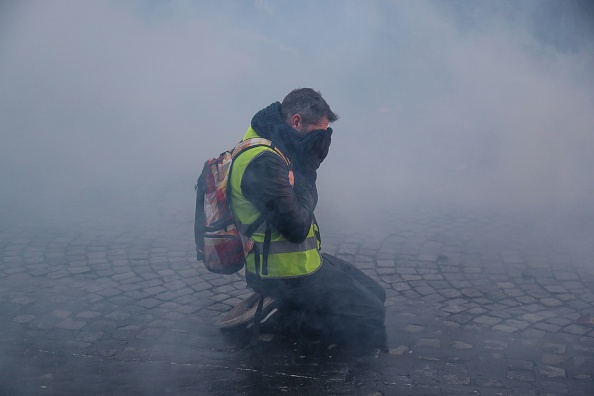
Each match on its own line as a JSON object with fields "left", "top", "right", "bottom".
{"left": 218, "top": 292, "right": 277, "bottom": 329}
{"left": 246, "top": 305, "right": 280, "bottom": 333}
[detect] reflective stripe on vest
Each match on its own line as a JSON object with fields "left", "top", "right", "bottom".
{"left": 253, "top": 234, "right": 318, "bottom": 255}
{"left": 230, "top": 127, "right": 322, "bottom": 279}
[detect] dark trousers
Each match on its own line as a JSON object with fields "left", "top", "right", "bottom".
{"left": 248, "top": 253, "right": 386, "bottom": 342}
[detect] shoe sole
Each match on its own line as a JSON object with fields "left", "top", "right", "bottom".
{"left": 218, "top": 294, "right": 276, "bottom": 329}
{"left": 246, "top": 307, "right": 279, "bottom": 329}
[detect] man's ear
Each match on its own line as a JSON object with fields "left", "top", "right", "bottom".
{"left": 290, "top": 114, "right": 302, "bottom": 129}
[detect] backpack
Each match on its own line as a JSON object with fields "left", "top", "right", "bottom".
{"left": 194, "top": 138, "right": 290, "bottom": 274}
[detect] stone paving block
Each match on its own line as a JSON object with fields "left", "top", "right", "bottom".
{"left": 535, "top": 322, "right": 562, "bottom": 333}
{"left": 388, "top": 345, "right": 410, "bottom": 355}
{"left": 418, "top": 254, "right": 438, "bottom": 262}
{"left": 183, "top": 276, "right": 206, "bottom": 290}
{"left": 521, "top": 328, "right": 547, "bottom": 339}
{"left": 487, "top": 311, "right": 511, "bottom": 321}
{"left": 154, "top": 291, "right": 177, "bottom": 301}
{"left": 117, "top": 283, "right": 141, "bottom": 292}
{"left": 507, "top": 359, "right": 534, "bottom": 371}
{"left": 521, "top": 303, "right": 545, "bottom": 313}
{"left": 422, "top": 274, "right": 444, "bottom": 281}
{"left": 544, "top": 285, "right": 567, "bottom": 294}
{"left": 541, "top": 297, "right": 562, "bottom": 307}
{"left": 562, "top": 324, "right": 589, "bottom": 335}
{"left": 158, "top": 301, "right": 182, "bottom": 311}
{"left": 424, "top": 294, "right": 445, "bottom": 304}
{"left": 162, "top": 312, "right": 185, "bottom": 321}
{"left": 115, "top": 346, "right": 151, "bottom": 360}
{"left": 207, "top": 303, "right": 232, "bottom": 313}
{"left": 543, "top": 342, "right": 567, "bottom": 354}
{"left": 403, "top": 290, "right": 421, "bottom": 299}
{"left": 493, "top": 324, "right": 519, "bottom": 333}
{"left": 519, "top": 313, "right": 545, "bottom": 323}
{"left": 566, "top": 299, "right": 592, "bottom": 310}
{"left": 505, "top": 319, "right": 530, "bottom": 329}
{"left": 76, "top": 310, "right": 102, "bottom": 319}
{"left": 538, "top": 310, "right": 559, "bottom": 319}
{"left": 136, "top": 298, "right": 162, "bottom": 309}
{"left": 506, "top": 370, "right": 535, "bottom": 382}
{"left": 68, "top": 266, "right": 92, "bottom": 274}
{"left": 467, "top": 307, "right": 488, "bottom": 315}
{"left": 443, "top": 363, "right": 470, "bottom": 385}
{"left": 376, "top": 267, "right": 396, "bottom": 275}
{"left": 95, "top": 288, "right": 122, "bottom": 297}
{"left": 210, "top": 293, "right": 231, "bottom": 302}
{"left": 496, "top": 282, "right": 515, "bottom": 289}
{"left": 503, "top": 289, "right": 525, "bottom": 298}
{"left": 10, "top": 296, "right": 36, "bottom": 305}
{"left": 404, "top": 324, "right": 426, "bottom": 333}
{"left": 76, "top": 331, "right": 105, "bottom": 343}
{"left": 124, "top": 291, "right": 149, "bottom": 300}
{"left": 87, "top": 319, "right": 119, "bottom": 330}
{"left": 175, "top": 305, "right": 201, "bottom": 314}
{"left": 12, "top": 314, "right": 36, "bottom": 323}
{"left": 47, "top": 270, "right": 70, "bottom": 279}
{"left": 104, "top": 311, "right": 130, "bottom": 321}
{"left": 541, "top": 354, "right": 569, "bottom": 365}
{"left": 138, "top": 279, "right": 163, "bottom": 288}
{"left": 439, "top": 289, "right": 463, "bottom": 298}
{"left": 450, "top": 314, "right": 473, "bottom": 324}
{"left": 516, "top": 295, "right": 538, "bottom": 305}
{"left": 442, "top": 305, "right": 467, "bottom": 314}
{"left": 56, "top": 318, "right": 87, "bottom": 330}
{"left": 539, "top": 365, "right": 567, "bottom": 378}
{"left": 51, "top": 309, "right": 71, "bottom": 318}
{"left": 553, "top": 271, "right": 579, "bottom": 281}
{"left": 502, "top": 255, "right": 524, "bottom": 265}
{"left": 451, "top": 341, "right": 473, "bottom": 350}
{"left": 499, "top": 298, "right": 521, "bottom": 307}
{"left": 581, "top": 292, "right": 594, "bottom": 303}
{"left": 443, "top": 320, "right": 460, "bottom": 328}
{"left": 546, "top": 317, "right": 574, "bottom": 327}
{"left": 111, "top": 272, "right": 136, "bottom": 281}
{"left": 144, "top": 286, "right": 167, "bottom": 295}
{"left": 460, "top": 288, "right": 483, "bottom": 298}
{"left": 473, "top": 316, "right": 502, "bottom": 326}
{"left": 416, "top": 338, "right": 441, "bottom": 348}
{"left": 475, "top": 378, "right": 505, "bottom": 388}
{"left": 376, "top": 259, "right": 395, "bottom": 268}
{"left": 415, "top": 286, "right": 436, "bottom": 296}
{"left": 484, "top": 340, "right": 508, "bottom": 351}
{"left": 556, "top": 293, "right": 576, "bottom": 302}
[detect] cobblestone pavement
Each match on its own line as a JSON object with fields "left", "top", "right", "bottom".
{"left": 1, "top": 207, "right": 593, "bottom": 395}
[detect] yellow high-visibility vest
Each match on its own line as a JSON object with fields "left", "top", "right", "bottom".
{"left": 229, "top": 127, "right": 322, "bottom": 278}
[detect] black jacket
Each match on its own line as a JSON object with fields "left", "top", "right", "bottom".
{"left": 240, "top": 151, "right": 317, "bottom": 244}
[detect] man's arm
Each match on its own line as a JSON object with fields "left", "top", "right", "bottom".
{"left": 240, "top": 151, "right": 317, "bottom": 243}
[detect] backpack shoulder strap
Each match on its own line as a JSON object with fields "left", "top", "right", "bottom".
{"left": 232, "top": 138, "right": 291, "bottom": 166}
{"left": 225, "top": 138, "right": 284, "bottom": 239}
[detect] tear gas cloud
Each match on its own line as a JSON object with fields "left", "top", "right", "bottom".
{"left": 1, "top": 0, "right": 593, "bottom": 228}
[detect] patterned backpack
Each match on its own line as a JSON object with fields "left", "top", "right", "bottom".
{"left": 194, "top": 138, "right": 291, "bottom": 274}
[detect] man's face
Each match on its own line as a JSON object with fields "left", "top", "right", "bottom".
{"left": 289, "top": 115, "right": 330, "bottom": 136}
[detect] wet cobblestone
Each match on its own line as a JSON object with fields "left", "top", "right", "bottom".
{"left": 0, "top": 207, "right": 593, "bottom": 395}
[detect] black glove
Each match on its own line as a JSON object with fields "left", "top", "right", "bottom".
{"left": 294, "top": 128, "right": 333, "bottom": 173}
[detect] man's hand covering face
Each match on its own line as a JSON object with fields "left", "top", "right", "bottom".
{"left": 296, "top": 128, "right": 333, "bottom": 172}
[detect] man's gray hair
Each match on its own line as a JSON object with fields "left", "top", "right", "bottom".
{"left": 281, "top": 88, "right": 339, "bottom": 126}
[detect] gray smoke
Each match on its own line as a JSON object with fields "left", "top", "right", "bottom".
{"left": 1, "top": 2, "right": 593, "bottom": 392}
{"left": 1, "top": 0, "right": 593, "bottom": 227}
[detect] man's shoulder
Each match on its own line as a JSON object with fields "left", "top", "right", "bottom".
{"left": 243, "top": 148, "right": 287, "bottom": 170}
